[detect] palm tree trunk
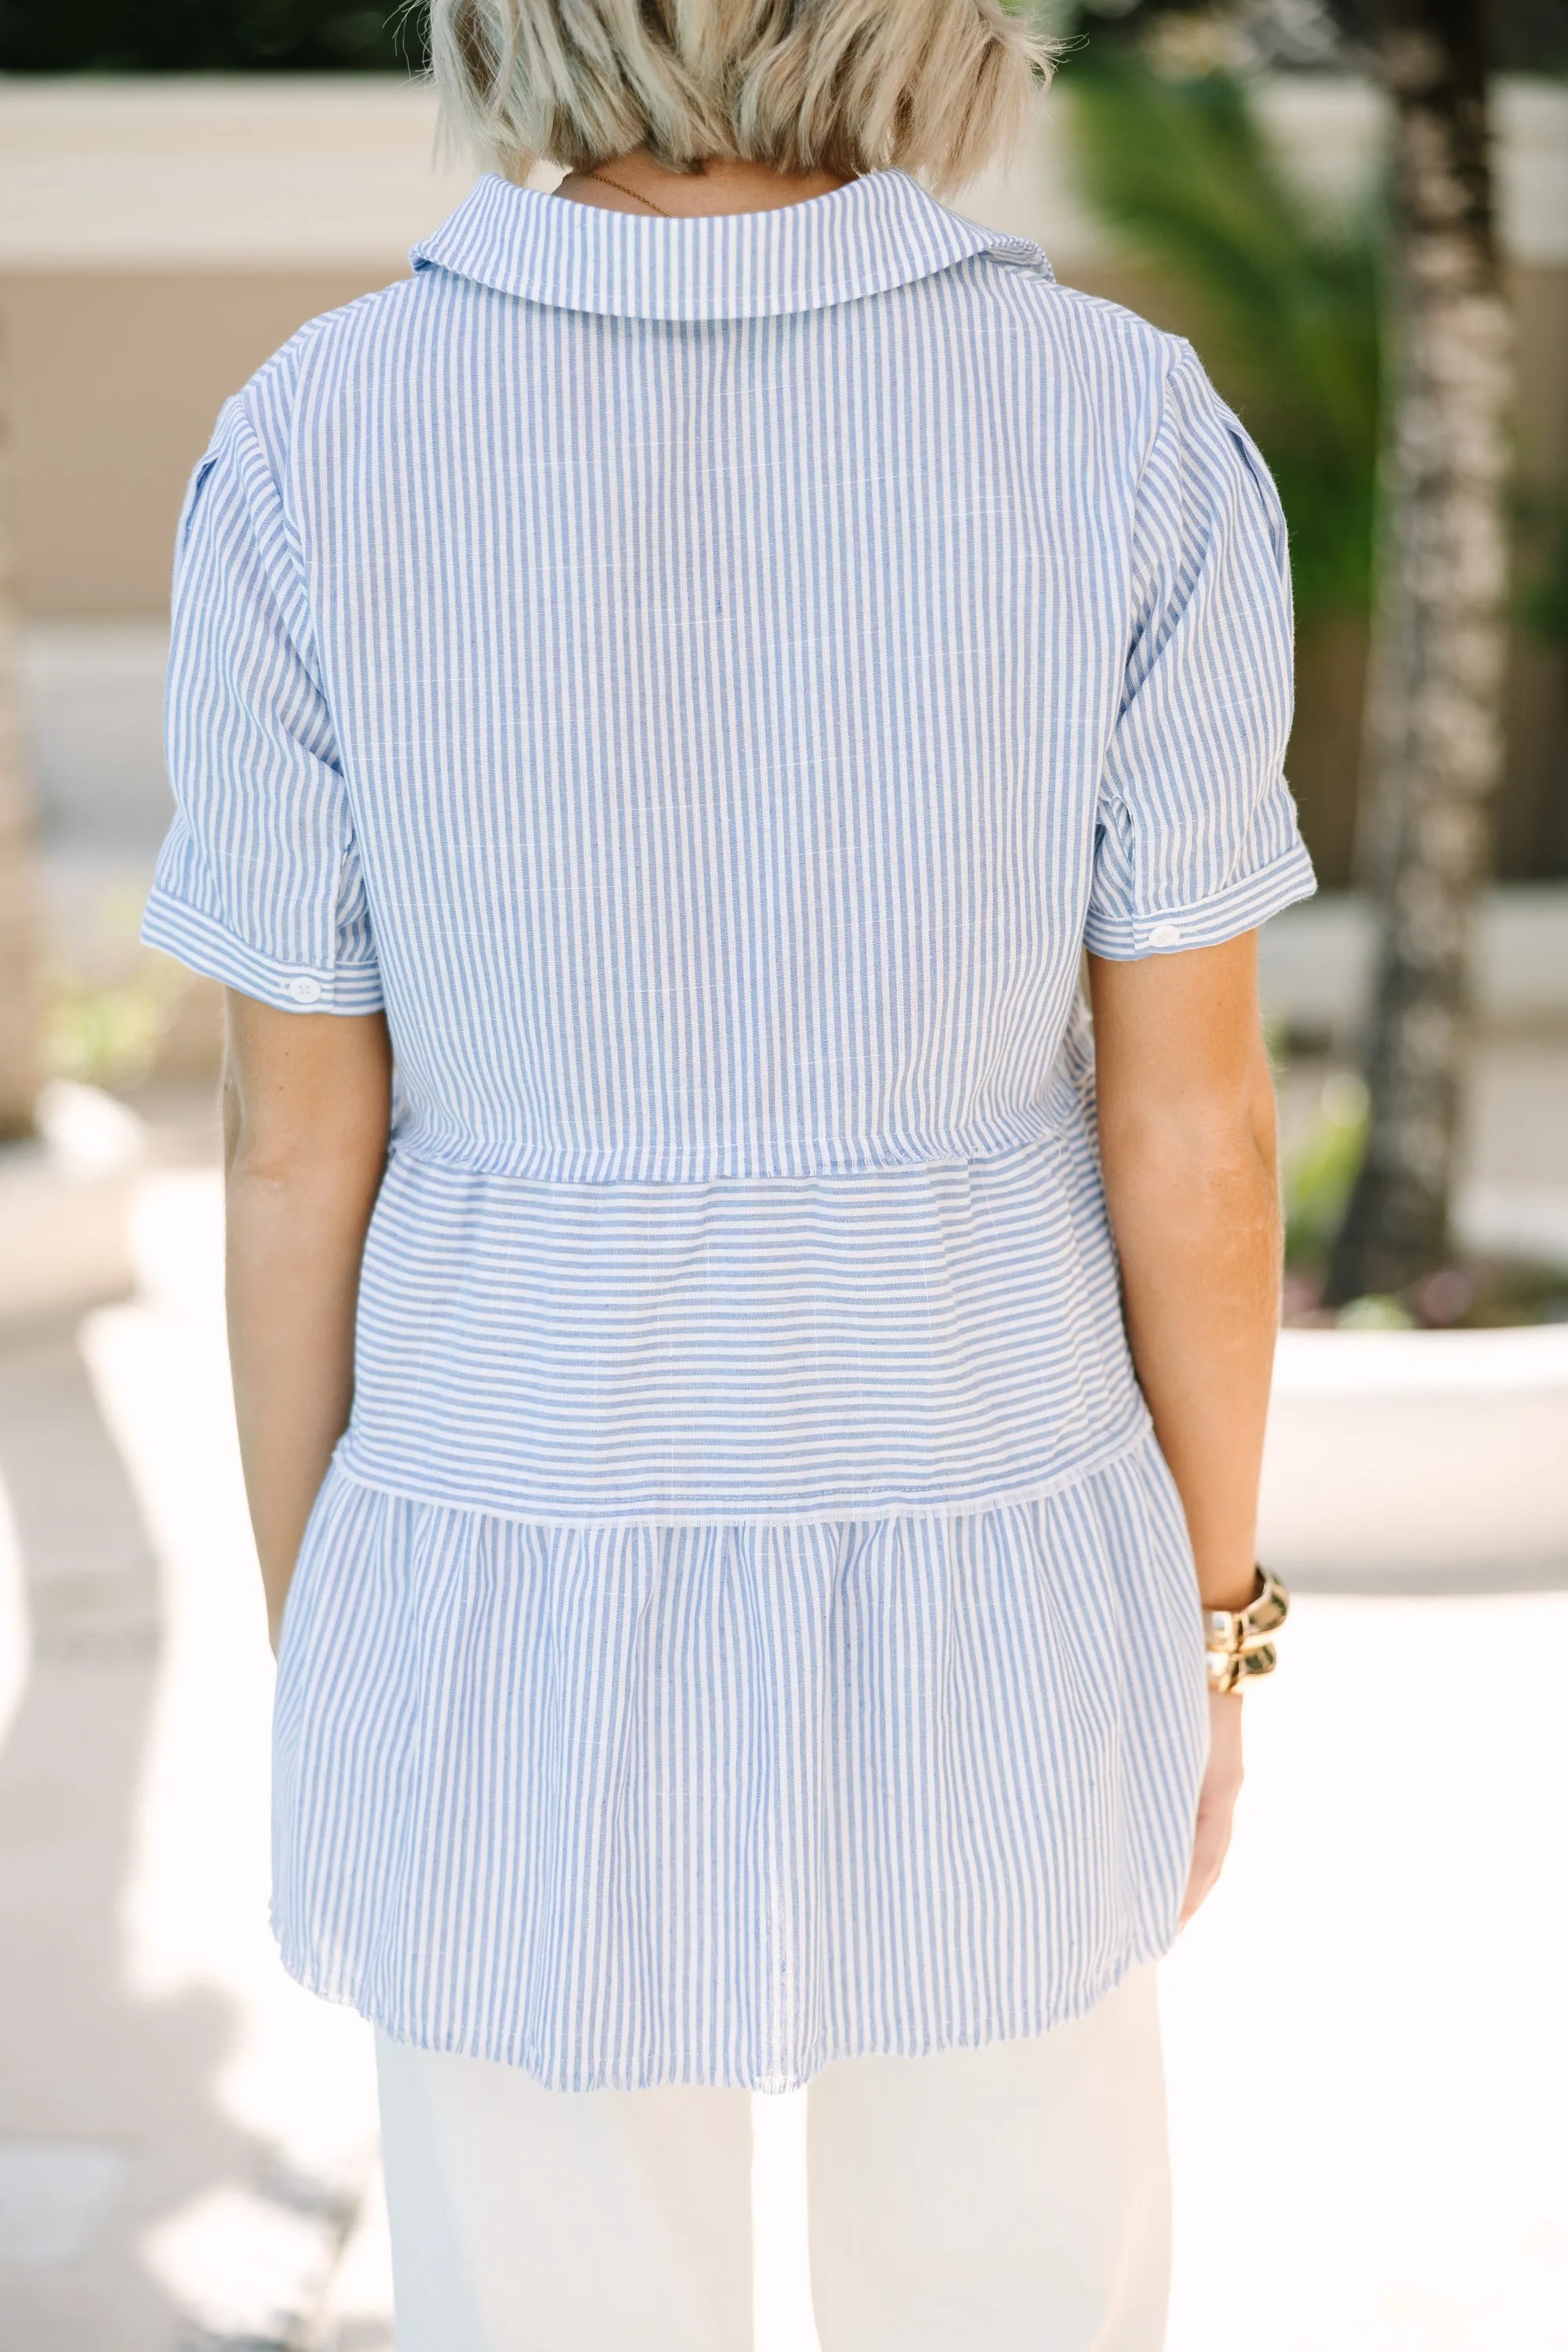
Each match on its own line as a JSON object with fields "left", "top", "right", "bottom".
{"left": 1323, "top": 0, "right": 1512, "bottom": 1305}
{"left": 0, "top": 315, "right": 42, "bottom": 1143}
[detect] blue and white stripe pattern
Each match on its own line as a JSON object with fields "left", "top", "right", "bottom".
{"left": 146, "top": 168, "right": 1312, "bottom": 2086}
{"left": 274, "top": 1439, "right": 1207, "bottom": 2092}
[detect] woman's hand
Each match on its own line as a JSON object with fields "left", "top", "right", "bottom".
{"left": 1180, "top": 1690, "right": 1245, "bottom": 1924}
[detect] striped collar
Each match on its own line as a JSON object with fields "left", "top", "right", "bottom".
{"left": 409, "top": 168, "right": 1047, "bottom": 321}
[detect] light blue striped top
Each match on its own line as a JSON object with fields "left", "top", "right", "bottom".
{"left": 145, "top": 166, "right": 1312, "bottom": 1530}
{"left": 145, "top": 169, "right": 1313, "bottom": 2087}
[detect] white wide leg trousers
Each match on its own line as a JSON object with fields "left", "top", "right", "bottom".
{"left": 375, "top": 1965, "right": 1171, "bottom": 2352}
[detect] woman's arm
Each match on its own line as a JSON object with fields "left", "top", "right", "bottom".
{"left": 1087, "top": 931, "right": 1281, "bottom": 1922}
{"left": 222, "top": 989, "right": 392, "bottom": 1651}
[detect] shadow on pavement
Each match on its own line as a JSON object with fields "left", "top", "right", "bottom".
{"left": 0, "top": 1316, "right": 296, "bottom": 2352}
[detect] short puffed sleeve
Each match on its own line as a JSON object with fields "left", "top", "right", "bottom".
{"left": 141, "top": 388, "right": 383, "bottom": 1014}
{"left": 1083, "top": 347, "right": 1316, "bottom": 960}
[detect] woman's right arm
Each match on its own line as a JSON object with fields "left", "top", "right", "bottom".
{"left": 223, "top": 989, "right": 392, "bottom": 1650}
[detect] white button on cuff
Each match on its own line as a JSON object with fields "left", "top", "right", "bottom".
{"left": 286, "top": 976, "right": 324, "bottom": 1004}
{"left": 1147, "top": 923, "right": 1183, "bottom": 950}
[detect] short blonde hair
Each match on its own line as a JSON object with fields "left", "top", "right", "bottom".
{"left": 430, "top": 0, "right": 1053, "bottom": 196}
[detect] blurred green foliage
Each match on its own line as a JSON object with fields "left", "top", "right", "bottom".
{"left": 1520, "top": 495, "right": 1568, "bottom": 646}
{"left": 1283, "top": 1071, "right": 1369, "bottom": 1268}
{"left": 42, "top": 950, "right": 203, "bottom": 1087}
{"left": 1065, "top": 56, "right": 1381, "bottom": 621}
{"left": 1282, "top": 1062, "right": 1568, "bottom": 1323}
{"left": 0, "top": 0, "right": 425, "bottom": 71}
{"left": 1332, "top": 1291, "right": 1416, "bottom": 1328}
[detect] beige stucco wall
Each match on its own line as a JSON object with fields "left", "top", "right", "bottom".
{"left": 5, "top": 267, "right": 388, "bottom": 618}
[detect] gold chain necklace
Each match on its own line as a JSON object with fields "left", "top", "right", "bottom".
{"left": 581, "top": 171, "right": 670, "bottom": 216}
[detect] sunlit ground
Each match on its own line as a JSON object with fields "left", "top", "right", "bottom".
{"left": 1, "top": 1155, "right": 1564, "bottom": 2348}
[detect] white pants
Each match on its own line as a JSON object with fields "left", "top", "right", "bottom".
{"left": 376, "top": 1966, "right": 1170, "bottom": 2352}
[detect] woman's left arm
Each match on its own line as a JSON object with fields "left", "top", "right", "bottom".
{"left": 222, "top": 989, "right": 392, "bottom": 1651}
{"left": 1088, "top": 933, "right": 1283, "bottom": 1922}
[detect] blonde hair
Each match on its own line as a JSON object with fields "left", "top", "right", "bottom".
{"left": 430, "top": 0, "right": 1054, "bottom": 195}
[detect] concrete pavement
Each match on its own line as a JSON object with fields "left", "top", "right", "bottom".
{"left": 0, "top": 1157, "right": 386, "bottom": 2350}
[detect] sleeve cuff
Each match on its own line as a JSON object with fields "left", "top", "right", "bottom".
{"left": 1083, "top": 837, "right": 1317, "bottom": 961}
{"left": 141, "top": 888, "right": 385, "bottom": 1014}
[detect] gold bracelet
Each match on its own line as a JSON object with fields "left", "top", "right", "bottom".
{"left": 1203, "top": 1566, "right": 1289, "bottom": 1696}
